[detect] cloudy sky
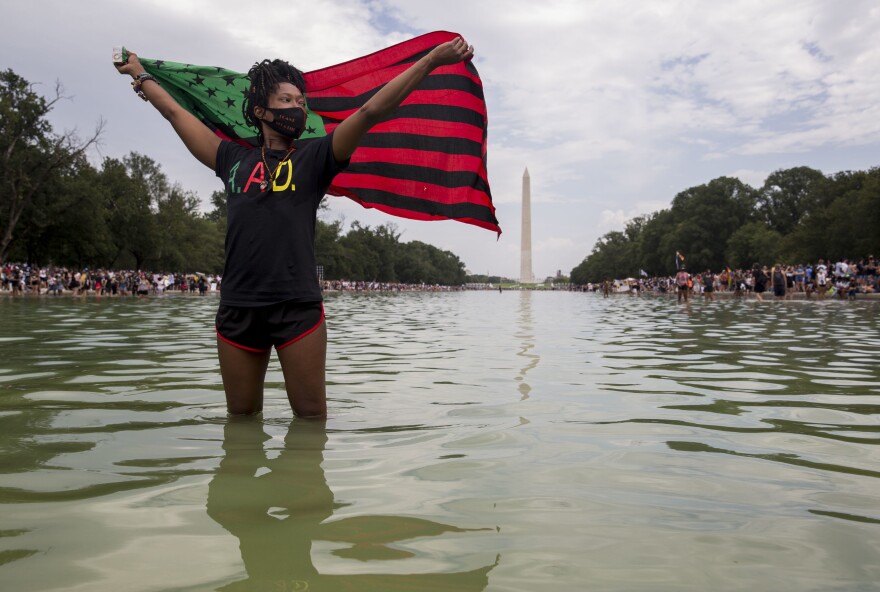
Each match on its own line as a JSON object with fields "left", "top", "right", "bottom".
{"left": 3, "top": 1, "right": 879, "bottom": 279}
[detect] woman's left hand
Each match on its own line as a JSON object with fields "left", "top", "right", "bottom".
{"left": 428, "top": 37, "right": 474, "bottom": 67}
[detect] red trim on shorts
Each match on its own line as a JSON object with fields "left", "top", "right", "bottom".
{"left": 276, "top": 304, "right": 325, "bottom": 351}
{"left": 215, "top": 329, "right": 270, "bottom": 353}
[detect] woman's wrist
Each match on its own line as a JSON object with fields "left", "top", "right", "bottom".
{"left": 130, "top": 73, "right": 158, "bottom": 101}
{"left": 422, "top": 51, "right": 441, "bottom": 71}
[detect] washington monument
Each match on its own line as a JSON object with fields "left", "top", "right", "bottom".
{"left": 520, "top": 167, "right": 535, "bottom": 284}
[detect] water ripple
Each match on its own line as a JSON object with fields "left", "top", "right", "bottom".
{"left": 0, "top": 293, "right": 878, "bottom": 590}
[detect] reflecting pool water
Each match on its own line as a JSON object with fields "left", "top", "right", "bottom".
{"left": 0, "top": 292, "right": 878, "bottom": 591}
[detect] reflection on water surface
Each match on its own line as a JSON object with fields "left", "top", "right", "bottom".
{"left": 0, "top": 292, "right": 878, "bottom": 591}
{"left": 209, "top": 419, "right": 495, "bottom": 591}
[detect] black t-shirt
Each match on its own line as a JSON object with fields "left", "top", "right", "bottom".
{"left": 773, "top": 270, "right": 786, "bottom": 288}
{"left": 754, "top": 269, "right": 766, "bottom": 286}
{"left": 214, "top": 134, "right": 347, "bottom": 306}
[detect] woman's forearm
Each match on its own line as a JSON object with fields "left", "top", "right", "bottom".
{"left": 134, "top": 76, "right": 185, "bottom": 122}
{"left": 119, "top": 55, "right": 187, "bottom": 123}
{"left": 357, "top": 54, "right": 436, "bottom": 124}
{"left": 116, "top": 52, "right": 219, "bottom": 169}
{"left": 329, "top": 36, "right": 472, "bottom": 162}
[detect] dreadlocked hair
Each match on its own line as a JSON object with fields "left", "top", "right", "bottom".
{"left": 242, "top": 59, "right": 307, "bottom": 146}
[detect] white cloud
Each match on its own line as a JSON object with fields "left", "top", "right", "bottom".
{"left": 729, "top": 169, "right": 769, "bottom": 188}
{"left": 598, "top": 210, "right": 630, "bottom": 232}
{"left": 596, "top": 199, "right": 669, "bottom": 234}
{"left": 143, "top": 0, "right": 403, "bottom": 69}
{"left": 4, "top": 0, "right": 880, "bottom": 279}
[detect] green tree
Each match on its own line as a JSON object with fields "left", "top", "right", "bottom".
{"left": 206, "top": 189, "right": 227, "bottom": 224}
{"left": 725, "top": 221, "right": 782, "bottom": 269}
{"left": 337, "top": 222, "right": 401, "bottom": 281}
{"left": 571, "top": 230, "right": 635, "bottom": 284}
{"left": 337, "top": 221, "right": 382, "bottom": 280}
{"left": 757, "top": 166, "right": 825, "bottom": 235}
{"left": 821, "top": 168, "right": 880, "bottom": 259}
{"left": 315, "top": 219, "right": 347, "bottom": 279}
{"left": 153, "top": 185, "right": 202, "bottom": 271}
{"left": 396, "top": 241, "right": 434, "bottom": 284}
{"left": 13, "top": 155, "right": 114, "bottom": 267}
{"left": 99, "top": 156, "right": 158, "bottom": 270}
{"left": 779, "top": 168, "right": 880, "bottom": 263}
{"left": 423, "top": 242, "right": 467, "bottom": 285}
{"left": 636, "top": 209, "right": 675, "bottom": 275}
{"left": 0, "top": 69, "right": 102, "bottom": 262}
{"left": 124, "top": 152, "right": 170, "bottom": 205}
{"left": 396, "top": 240, "right": 466, "bottom": 285}
{"left": 668, "top": 176, "right": 757, "bottom": 271}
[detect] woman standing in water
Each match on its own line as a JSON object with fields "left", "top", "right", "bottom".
{"left": 115, "top": 38, "right": 474, "bottom": 418}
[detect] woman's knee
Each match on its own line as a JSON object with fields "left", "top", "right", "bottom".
{"left": 292, "top": 397, "right": 326, "bottom": 419}
{"left": 225, "top": 392, "right": 264, "bottom": 415}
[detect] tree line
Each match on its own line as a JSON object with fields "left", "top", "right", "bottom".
{"left": 571, "top": 166, "right": 880, "bottom": 284}
{"left": 0, "top": 68, "right": 467, "bottom": 285}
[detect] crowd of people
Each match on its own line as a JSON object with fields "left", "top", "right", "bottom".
{"left": 321, "top": 280, "right": 464, "bottom": 292}
{"left": 1, "top": 264, "right": 218, "bottom": 297}
{"left": 0, "top": 264, "right": 469, "bottom": 297}
{"left": 580, "top": 256, "right": 878, "bottom": 301}
{"left": 5, "top": 256, "right": 877, "bottom": 300}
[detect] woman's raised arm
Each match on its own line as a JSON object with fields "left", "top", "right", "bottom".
{"left": 115, "top": 51, "right": 221, "bottom": 170}
{"left": 331, "top": 37, "right": 474, "bottom": 163}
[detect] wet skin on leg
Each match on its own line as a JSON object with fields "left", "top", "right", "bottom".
{"left": 277, "top": 319, "right": 327, "bottom": 418}
{"left": 217, "top": 339, "right": 271, "bottom": 415}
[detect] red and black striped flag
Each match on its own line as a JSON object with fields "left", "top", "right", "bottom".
{"left": 139, "top": 31, "right": 499, "bottom": 234}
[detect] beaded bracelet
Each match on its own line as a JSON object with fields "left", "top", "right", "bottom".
{"left": 131, "top": 73, "right": 157, "bottom": 101}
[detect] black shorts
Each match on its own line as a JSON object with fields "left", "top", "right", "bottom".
{"left": 215, "top": 300, "right": 324, "bottom": 353}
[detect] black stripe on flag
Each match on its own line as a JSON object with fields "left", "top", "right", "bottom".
{"left": 345, "top": 162, "right": 491, "bottom": 195}
{"left": 318, "top": 104, "right": 485, "bottom": 128}
{"left": 308, "top": 74, "right": 484, "bottom": 112}
{"left": 296, "top": 133, "right": 484, "bottom": 158}
{"left": 357, "top": 133, "right": 483, "bottom": 158}
{"left": 390, "top": 51, "right": 481, "bottom": 78}
{"left": 349, "top": 188, "right": 497, "bottom": 223}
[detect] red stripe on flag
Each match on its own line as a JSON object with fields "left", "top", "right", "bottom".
{"left": 349, "top": 148, "right": 487, "bottom": 179}
{"left": 302, "top": 31, "right": 498, "bottom": 233}
{"left": 331, "top": 173, "right": 492, "bottom": 206}
{"left": 312, "top": 89, "right": 487, "bottom": 120}
{"left": 150, "top": 30, "right": 499, "bottom": 234}
{"left": 323, "top": 119, "right": 485, "bottom": 143}
{"left": 304, "top": 32, "right": 462, "bottom": 91}
{"left": 332, "top": 188, "right": 500, "bottom": 233}
{"left": 307, "top": 65, "right": 483, "bottom": 99}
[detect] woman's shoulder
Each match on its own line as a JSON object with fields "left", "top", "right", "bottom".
{"left": 219, "top": 139, "right": 255, "bottom": 158}
{"left": 215, "top": 140, "right": 259, "bottom": 176}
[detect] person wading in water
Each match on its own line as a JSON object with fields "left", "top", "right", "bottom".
{"left": 115, "top": 38, "right": 475, "bottom": 418}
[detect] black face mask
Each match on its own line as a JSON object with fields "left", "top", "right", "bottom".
{"left": 262, "top": 106, "right": 307, "bottom": 139}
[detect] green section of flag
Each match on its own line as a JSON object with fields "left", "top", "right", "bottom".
{"left": 140, "top": 58, "right": 327, "bottom": 141}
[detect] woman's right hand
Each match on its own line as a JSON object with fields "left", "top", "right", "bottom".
{"left": 112, "top": 48, "right": 220, "bottom": 170}
{"left": 114, "top": 50, "right": 144, "bottom": 78}
{"left": 427, "top": 37, "right": 474, "bottom": 68}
